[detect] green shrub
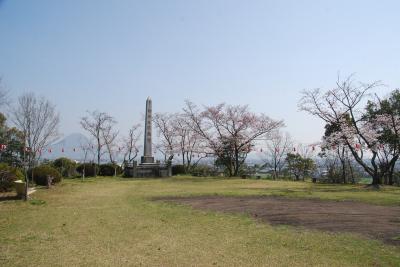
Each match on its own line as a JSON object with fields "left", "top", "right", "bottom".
{"left": 172, "top": 165, "right": 186, "bottom": 175}
{"left": 52, "top": 157, "right": 77, "bottom": 177}
{"left": 0, "top": 163, "right": 24, "bottom": 192}
{"left": 99, "top": 163, "right": 122, "bottom": 176}
{"left": 76, "top": 163, "right": 97, "bottom": 177}
{"left": 29, "top": 165, "right": 62, "bottom": 186}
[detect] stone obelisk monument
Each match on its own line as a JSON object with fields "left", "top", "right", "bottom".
{"left": 141, "top": 97, "right": 155, "bottom": 164}
{"left": 123, "top": 97, "right": 171, "bottom": 177}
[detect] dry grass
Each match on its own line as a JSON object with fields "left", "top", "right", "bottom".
{"left": 1, "top": 176, "right": 399, "bottom": 266}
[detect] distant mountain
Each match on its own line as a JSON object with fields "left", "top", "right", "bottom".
{"left": 41, "top": 133, "right": 90, "bottom": 161}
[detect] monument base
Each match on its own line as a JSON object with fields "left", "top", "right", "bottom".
{"left": 141, "top": 156, "right": 154, "bottom": 164}
{"left": 124, "top": 160, "right": 172, "bottom": 178}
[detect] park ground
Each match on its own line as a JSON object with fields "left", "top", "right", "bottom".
{"left": 1, "top": 177, "right": 400, "bottom": 266}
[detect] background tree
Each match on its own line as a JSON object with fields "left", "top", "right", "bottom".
{"left": 12, "top": 93, "right": 60, "bottom": 173}
{"left": 263, "top": 131, "right": 292, "bottom": 179}
{"left": 80, "top": 111, "right": 115, "bottom": 175}
{"left": 11, "top": 92, "right": 59, "bottom": 200}
{"left": 122, "top": 124, "right": 141, "bottom": 165}
{"left": 286, "top": 153, "right": 315, "bottom": 181}
{"left": 102, "top": 120, "right": 119, "bottom": 176}
{"left": 79, "top": 139, "right": 95, "bottom": 180}
{"left": 184, "top": 101, "right": 284, "bottom": 176}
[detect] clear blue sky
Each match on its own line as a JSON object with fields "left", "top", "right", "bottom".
{"left": 0, "top": 0, "right": 398, "bottom": 144}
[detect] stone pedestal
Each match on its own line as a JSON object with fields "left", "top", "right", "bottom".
{"left": 141, "top": 156, "right": 154, "bottom": 164}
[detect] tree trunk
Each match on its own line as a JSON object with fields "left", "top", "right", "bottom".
{"left": 341, "top": 159, "right": 346, "bottom": 184}
{"left": 389, "top": 170, "right": 394, "bottom": 185}
{"left": 348, "top": 159, "right": 355, "bottom": 184}
{"left": 371, "top": 172, "right": 381, "bottom": 185}
{"left": 24, "top": 163, "right": 28, "bottom": 201}
{"left": 346, "top": 142, "right": 380, "bottom": 186}
{"left": 234, "top": 149, "right": 240, "bottom": 177}
{"left": 96, "top": 135, "right": 101, "bottom": 177}
{"left": 370, "top": 154, "right": 381, "bottom": 185}
{"left": 388, "top": 157, "right": 397, "bottom": 185}
{"left": 384, "top": 173, "right": 389, "bottom": 185}
{"left": 339, "top": 147, "right": 347, "bottom": 184}
{"left": 182, "top": 152, "right": 186, "bottom": 173}
{"left": 186, "top": 152, "right": 192, "bottom": 174}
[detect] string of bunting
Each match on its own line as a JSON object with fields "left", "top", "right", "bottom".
{"left": 255, "top": 143, "right": 386, "bottom": 153}
{"left": 0, "top": 143, "right": 387, "bottom": 155}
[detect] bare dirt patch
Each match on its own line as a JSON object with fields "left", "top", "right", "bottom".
{"left": 156, "top": 195, "right": 400, "bottom": 245}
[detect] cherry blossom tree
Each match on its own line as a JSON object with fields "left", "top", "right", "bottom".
{"left": 153, "top": 112, "right": 204, "bottom": 172}
{"left": 364, "top": 90, "right": 400, "bottom": 184}
{"left": 299, "top": 74, "right": 394, "bottom": 185}
{"left": 153, "top": 112, "right": 176, "bottom": 162}
{"left": 184, "top": 101, "right": 284, "bottom": 177}
{"left": 320, "top": 118, "right": 356, "bottom": 183}
{"left": 102, "top": 122, "right": 119, "bottom": 176}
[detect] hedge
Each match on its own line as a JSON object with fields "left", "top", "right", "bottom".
{"left": 99, "top": 163, "right": 122, "bottom": 176}
{"left": 29, "top": 165, "right": 62, "bottom": 186}
{"left": 76, "top": 163, "right": 98, "bottom": 177}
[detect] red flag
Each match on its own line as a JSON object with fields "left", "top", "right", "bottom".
{"left": 260, "top": 148, "right": 263, "bottom": 152}
{"left": 48, "top": 148, "right": 52, "bottom": 153}
{"left": 62, "top": 148, "right": 64, "bottom": 153}
{"left": 73, "top": 148, "right": 76, "bottom": 152}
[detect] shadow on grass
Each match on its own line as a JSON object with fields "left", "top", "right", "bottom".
{"left": 169, "top": 176, "right": 228, "bottom": 182}
{"left": 0, "top": 193, "right": 21, "bottom": 202}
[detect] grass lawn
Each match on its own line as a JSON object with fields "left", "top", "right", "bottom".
{"left": 1, "top": 176, "right": 400, "bottom": 266}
